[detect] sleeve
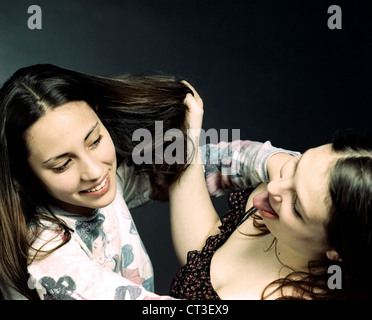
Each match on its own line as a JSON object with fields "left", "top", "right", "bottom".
{"left": 200, "top": 140, "right": 300, "bottom": 196}
{"left": 116, "top": 163, "right": 159, "bottom": 210}
{"left": 117, "top": 140, "right": 300, "bottom": 208}
{"left": 27, "top": 230, "right": 173, "bottom": 300}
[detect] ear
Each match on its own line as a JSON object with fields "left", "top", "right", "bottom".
{"left": 326, "top": 249, "right": 343, "bottom": 262}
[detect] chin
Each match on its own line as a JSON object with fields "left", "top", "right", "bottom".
{"left": 260, "top": 218, "right": 277, "bottom": 235}
{"left": 89, "top": 182, "right": 117, "bottom": 209}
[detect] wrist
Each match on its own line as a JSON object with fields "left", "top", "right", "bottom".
{"left": 186, "top": 131, "right": 202, "bottom": 165}
{"left": 267, "top": 152, "right": 294, "bottom": 181}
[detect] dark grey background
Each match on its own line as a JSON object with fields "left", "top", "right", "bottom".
{"left": 1, "top": 0, "right": 371, "bottom": 295}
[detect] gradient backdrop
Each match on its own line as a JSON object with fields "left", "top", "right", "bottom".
{"left": 1, "top": 0, "right": 371, "bottom": 294}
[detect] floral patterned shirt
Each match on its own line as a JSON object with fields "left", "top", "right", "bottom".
{"left": 26, "top": 140, "right": 298, "bottom": 300}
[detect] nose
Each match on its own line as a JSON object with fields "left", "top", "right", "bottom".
{"left": 267, "top": 177, "right": 293, "bottom": 204}
{"left": 80, "top": 154, "right": 103, "bottom": 181}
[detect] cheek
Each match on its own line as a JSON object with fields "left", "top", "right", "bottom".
{"left": 47, "top": 182, "right": 74, "bottom": 198}
{"left": 270, "top": 209, "right": 307, "bottom": 239}
{"left": 28, "top": 158, "right": 80, "bottom": 198}
{"left": 39, "top": 171, "right": 81, "bottom": 198}
{"left": 101, "top": 136, "right": 117, "bottom": 165}
{"left": 281, "top": 220, "right": 321, "bottom": 246}
{"left": 281, "top": 215, "right": 307, "bottom": 237}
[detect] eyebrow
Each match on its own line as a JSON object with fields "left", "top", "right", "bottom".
{"left": 84, "top": 122, "right": 99, "bottom": 141}
{"left": 42, "top": 122, "right": 99, "bottom": 164}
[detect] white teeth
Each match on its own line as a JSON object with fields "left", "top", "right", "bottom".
{"left": 86, "top": 177, "right": 107, "bottom": 193}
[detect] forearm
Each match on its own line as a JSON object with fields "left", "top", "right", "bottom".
{"left": 169, "top": 136, "right": 219, "bottom": 265}
{"left": 202, "top": 140, "right": 300, "bottom": 196}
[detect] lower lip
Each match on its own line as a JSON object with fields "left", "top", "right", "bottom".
{"left": 259, "top": 209, "right": 279, "bottom": 220}
{"left": 81, "top": 175, "right": 110, "bottom": 198}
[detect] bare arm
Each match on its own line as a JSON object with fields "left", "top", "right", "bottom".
{"left": 169, "top": 83, "right": 219, "bottom": 265}
{"left": 169, "top": 141, "right": 219, "bottom": 265}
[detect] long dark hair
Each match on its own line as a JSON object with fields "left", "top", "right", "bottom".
{"left": 252, "top": 133, "right": 372, "bottom": 300}
{"left": 327, "top": 133, "right": 372, "bottom": 299}
{"left": 0, "top": 64, "right": 192, "bottom": 299}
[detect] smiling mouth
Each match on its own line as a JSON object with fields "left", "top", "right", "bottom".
{"left": 80, "top": 174, "right": 110, "bottom": 195}
{"left": 85, "top": 176, "right": 108, "bottom": 193}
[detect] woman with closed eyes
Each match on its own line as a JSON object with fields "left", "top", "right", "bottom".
{"left": 169, "top": 88, "right": 372, "bottom": 300}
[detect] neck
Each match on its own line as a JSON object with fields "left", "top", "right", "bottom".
{"left": 275, "top": 240, "right": 322, "bottom": 273}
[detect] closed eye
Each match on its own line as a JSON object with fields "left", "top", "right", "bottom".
{"left": 52, "top": 159, "right": 72, "bottom": 173}
{"left": 292, "top": 155, "right": 304, "bottom": 220}
{"left": 89, "top": 135, "right": 103, "bottom": 149}
{"left": 285, "top": 156, "right": 303, "bottom": 219}
{"left": 292, "top": 201, "right": 303, "bottom": 219}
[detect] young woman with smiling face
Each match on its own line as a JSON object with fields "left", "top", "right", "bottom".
{"left": 169, "top": 90, "right": 372, "bottom": 300}
{"left": 26, "top": 101, "right": 118, "bottom": 215}
{"left": 0, "top": 64, "right": 194, "bottom": 300}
